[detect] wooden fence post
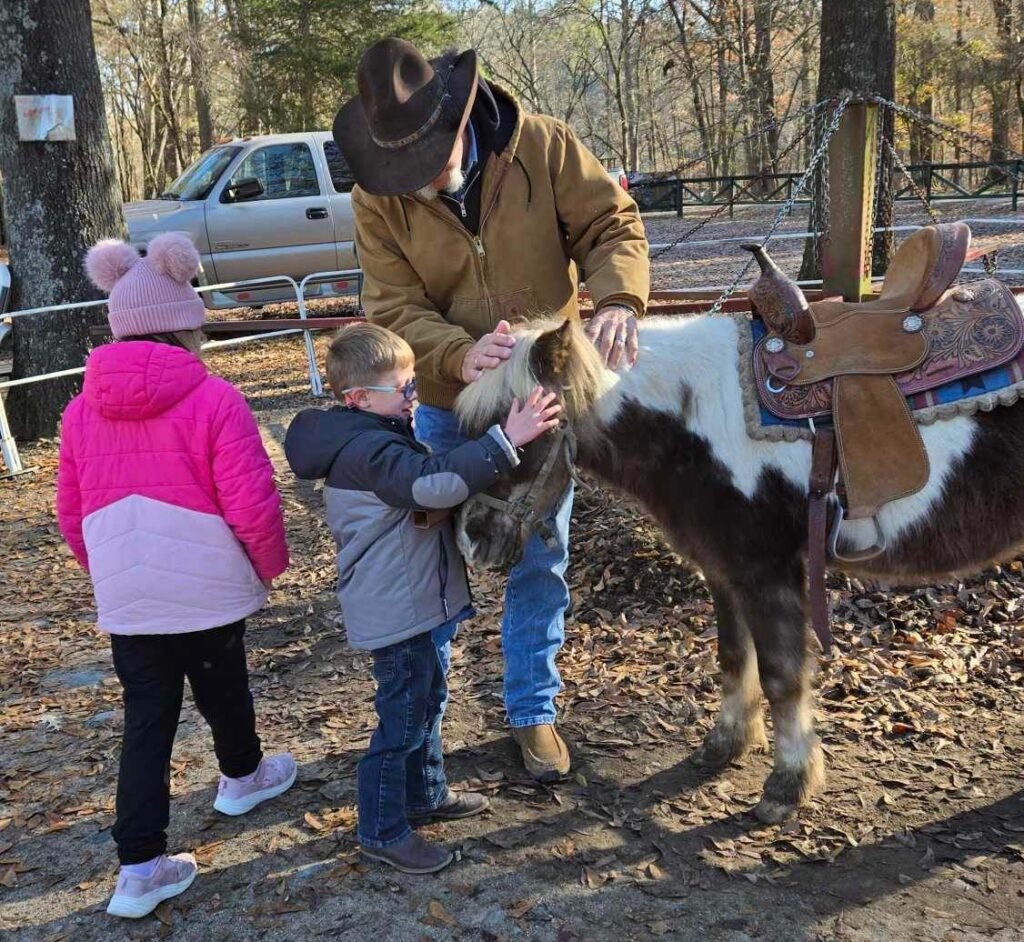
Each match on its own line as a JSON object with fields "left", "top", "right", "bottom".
{"left": 822, "top": 101, "right": 878, "bottom": 301}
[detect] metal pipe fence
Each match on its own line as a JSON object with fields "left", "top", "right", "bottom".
{"left": 1, "top": 269, "right": 361, "bottom": 477}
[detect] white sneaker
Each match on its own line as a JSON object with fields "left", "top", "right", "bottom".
{"left": 213, "top": 753, "right": 297, "bottom": 816}
{"left": 106, "top": 853, "right": 197, "bottom": 919}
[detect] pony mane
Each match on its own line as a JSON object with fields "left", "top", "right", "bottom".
{"left": 455, "top": 317, "right": 609, "bottom": 432}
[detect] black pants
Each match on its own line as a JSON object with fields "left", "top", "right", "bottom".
{"left": 110, "top": 620, "right": 262, "bottom": 864}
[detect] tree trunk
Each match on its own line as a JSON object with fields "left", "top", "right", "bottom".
{"left": 187, "top": 0, "right": 214, "bottom": 151}
{"left": 223, "top": 0, "right": 261, "bottom": 134}
{"left": 953, "top": 0, "right": 965, "bottom": 180}
{"left": 908, "top": 0, "right": 935, "bottom": 167}
{"left": 156, "top": 0, "right": 182, "bottom": 185}
{"left": 0, "top": 0, "right": 123, "bottom": 441}
{"left": 799, "top": 0, "right": 896, "bottom": 280}
{"left": 667, "top": 0, "right": 714, "bottom": 170}
{"left": 987, "top": 0, "right": 1016, "bottom": 180}
{"left": 751, "top": 0, "right": 779, "bottom": 192}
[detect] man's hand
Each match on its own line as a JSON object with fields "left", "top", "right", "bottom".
{"left": 461, "top": 319, "right": 517, "bottom": 383}
{"left": 585, "top": 304, "right": 639, "bottom": 369}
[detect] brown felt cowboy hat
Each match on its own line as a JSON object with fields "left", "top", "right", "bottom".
{"left": 333, "top": 38, "right": 479, "bottom": 198}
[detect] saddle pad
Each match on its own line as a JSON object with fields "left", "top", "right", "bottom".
{"left": 752, "top": 279, "right": 1023, "bottom": 421}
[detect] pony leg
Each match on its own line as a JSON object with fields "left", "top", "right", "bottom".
{"left": 694, "top": 579, "right": 768, "bottom": 768}
{"left": 742, "top": 582, "right": 824, "bottom": 823}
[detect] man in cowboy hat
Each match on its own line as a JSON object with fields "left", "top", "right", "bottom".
{"left": 334, "top": 37, "right": 649, "bottom": 782}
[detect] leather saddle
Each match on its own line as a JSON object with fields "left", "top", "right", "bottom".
{"left": 747, "top": 223, "right": 1024, "bottom": 652}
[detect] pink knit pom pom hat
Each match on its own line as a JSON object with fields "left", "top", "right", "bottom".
{"left": 84, "top": 232, "right": 206, "bottom": 339}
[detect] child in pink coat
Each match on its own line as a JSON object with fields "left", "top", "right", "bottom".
{"left": 56, "top": 232, "right": 295, "bottom": 919}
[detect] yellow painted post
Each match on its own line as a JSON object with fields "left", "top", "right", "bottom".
{"left": 822, "top": 101, "right": 878, "bottom": 301}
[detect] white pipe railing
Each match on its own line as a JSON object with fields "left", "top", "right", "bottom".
{"left": 297, "top": 268, "right": 362, "bottom": 398}
{"left": 0, "top": 269, "right": 361, "bottom": 476}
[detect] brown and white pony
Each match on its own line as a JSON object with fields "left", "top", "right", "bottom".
{"left": 454, "top": 312, "right": 1024, "bottom": 823}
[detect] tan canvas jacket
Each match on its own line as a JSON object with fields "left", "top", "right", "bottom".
{"left": 353, "top": 88, "right": 650, "bottom": 409}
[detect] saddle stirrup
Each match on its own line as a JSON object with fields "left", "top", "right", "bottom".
{"left": 828, "top": 503, "right": 888, "bottom": 564}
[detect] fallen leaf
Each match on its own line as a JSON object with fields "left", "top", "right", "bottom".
{"left": 422, "top": 899, "right": 457, "bottom": 928}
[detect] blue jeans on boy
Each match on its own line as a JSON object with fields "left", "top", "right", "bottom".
{"left": 414, "top": 403, "right": 571, "bottom": 729}
{"left": 357, "top": 618, "right": 460, "bottom": 848}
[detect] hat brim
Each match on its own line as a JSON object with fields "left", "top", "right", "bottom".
{"left": 333, "top": 49, "right": 479, "bottom": 198}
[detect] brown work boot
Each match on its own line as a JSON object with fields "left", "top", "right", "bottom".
{"left": 512, "top": 724, "right": 571, "bottom": 782}
{"left": 360, "top": 833, "right": 454, "bottom": 874}
{"left": 408, "top": 791, "right": 490, "bottom": 826}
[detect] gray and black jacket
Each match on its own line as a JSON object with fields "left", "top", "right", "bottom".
{"left": 284, "top": 406, "right": 518, "bottom": 650}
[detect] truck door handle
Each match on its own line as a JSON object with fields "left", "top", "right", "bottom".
{"left": 306, "top": 207, "right": 328, "bottom": 220}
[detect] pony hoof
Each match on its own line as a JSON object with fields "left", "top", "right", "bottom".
{"left": 754, "top": 794, "right": 800, "bottom": 824}
{"left": 754, "top": 751, "right": 824, "bottom": 823}
{"left": 693, "top": 717, "right": 767, "bottom": 768}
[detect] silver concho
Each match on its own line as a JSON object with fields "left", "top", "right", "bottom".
{"left": 765, "top": 336, "right": 785, "bottom": 353}
{"left": 902, "top": 314, "right": 924, "bottom": 333}
{"left": 952, "top": 287, "right": 975, "bottom": 303}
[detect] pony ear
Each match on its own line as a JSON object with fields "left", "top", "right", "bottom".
{"left": 529, "top": 319, "right": 574, "bottom": 385}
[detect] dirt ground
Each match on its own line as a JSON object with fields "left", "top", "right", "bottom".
{"left": 1, "top": 203, "right": 1023, "bottom": 941}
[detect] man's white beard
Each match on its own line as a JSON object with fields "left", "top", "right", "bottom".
{"left": 416, "top": 166, "right": 465, "bottom": 201}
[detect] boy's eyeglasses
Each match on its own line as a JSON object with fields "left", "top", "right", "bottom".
{"left": 342, "top": 378, "right": 417, "bottom": 402}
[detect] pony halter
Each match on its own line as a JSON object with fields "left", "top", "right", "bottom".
{"left": 474, "top": 422, "right": 578, "bottom": 551}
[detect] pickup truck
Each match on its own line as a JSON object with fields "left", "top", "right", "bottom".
{"left": 123, "top": 132, "right": 358, "bottom": 309}
{"left": 124, "top": 131, "right": 633, "bottom": 310}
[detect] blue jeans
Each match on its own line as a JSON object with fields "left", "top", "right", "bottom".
{"left": 414, "top": 404, "right": 571, "bottom": 728}
{"left": 357, "top": 620, "right": 458, "bottom": 848}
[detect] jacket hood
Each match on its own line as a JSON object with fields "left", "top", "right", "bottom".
{"left": 83, "top": 341, "right": 207, "bottom": 421}
{"left": 284, "top": 406, "right": 415, "bottom": 480}
{"left": 472, "top": 78, "right": 518, "bottom": 158}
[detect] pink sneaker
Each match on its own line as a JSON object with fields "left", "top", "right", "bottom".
{"left": 106, "top": 853, "right": 197, "bottom": 918}
{"left": 213, "top": 752, "right": 296, "bottom": 816}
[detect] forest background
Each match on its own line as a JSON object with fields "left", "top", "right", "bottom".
{"left": 95, "top": 0, "right": 1024, "bottom": 202}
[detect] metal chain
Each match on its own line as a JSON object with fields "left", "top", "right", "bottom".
{"left": 884, "top": 136, "right": 941, "bottom": 223}
{"left": 871, "top": 102, "right": 886, "bottom": 219}
{"left": 771, "top": 115, "right": 816, "bottom": 178}
{"left": 703, "top": 96, "right": 852, "bottom": 318}
{"left": 645, "top": 98, "right": 832, "bottom": 182}
{"left": 649, "top": 201, "right": 734, "bottom": 260}
{"left": 906, "top": 116, "right": 1023, "bottom": 190}
{"left": 885, "top": 103, "right": 1024, "bottom": 199}
{"left": 649, "top": 118, "right": 817, "bottom": 261}
{"left": 870, "top": 95, "right": 1024, "bottom": 166}
{"left": 816, "top": 110, "right": 831, "bottom": 272}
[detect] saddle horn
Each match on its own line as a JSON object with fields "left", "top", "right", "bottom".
{"left": 742, "top": 243, "right": 815, "bottom": 344}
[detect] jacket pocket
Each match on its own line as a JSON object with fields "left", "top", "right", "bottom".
{"left": 448, "top": 287, "right": 539, "bottom": 334}
{"left": 492, "top": 287, "right": 539, "bottom": 325}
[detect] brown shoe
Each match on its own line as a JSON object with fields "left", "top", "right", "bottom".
{"left": 512, "top": 724, "right": 570, "bottom": 782}
{"left": 360, "top": 833, "right": 454, "bottom": 874}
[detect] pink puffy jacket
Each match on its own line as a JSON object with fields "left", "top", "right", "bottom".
{"left": 56, "top": 341, "right": 289, "bottom": 635}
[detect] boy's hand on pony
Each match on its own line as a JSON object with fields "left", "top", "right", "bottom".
{"left": 503, "top": 386, "right": 562, "bottom": 448}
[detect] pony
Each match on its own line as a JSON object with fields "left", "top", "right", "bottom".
{"left": 453, "top": 311, "right": 1024, "bottom": 823}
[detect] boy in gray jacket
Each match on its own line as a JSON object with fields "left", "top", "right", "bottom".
{"left": 285, "top": 323, "right": 560, "bottom": 874}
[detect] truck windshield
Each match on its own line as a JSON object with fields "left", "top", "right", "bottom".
{"left": 160, "top": 146, "right": 242, "bottom": 200}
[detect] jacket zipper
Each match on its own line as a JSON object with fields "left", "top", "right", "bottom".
{"left": 410, "top": 155, "right": 512, "bottom": 319}
{"left": 452, "top": 165, "right": 481, "bottom": 221}
{"left": 437, "top": 531, "right": 450, "bottom": 619}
